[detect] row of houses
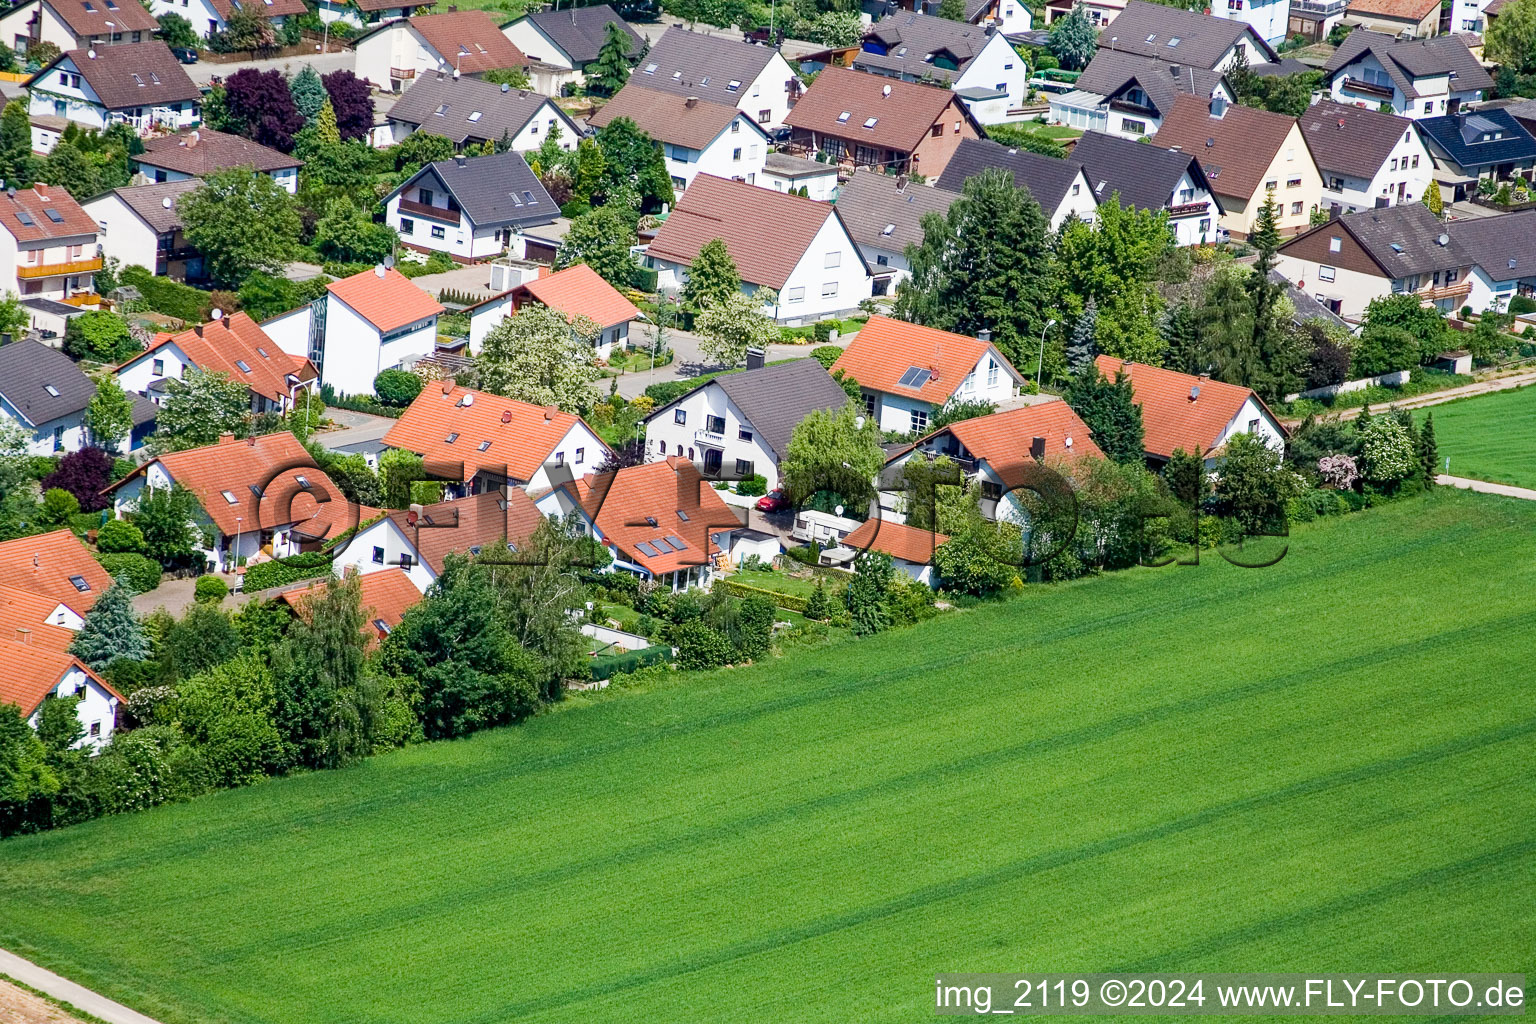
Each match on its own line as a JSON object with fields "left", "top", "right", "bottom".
{"left": 1044, "top": 0, "right": 1500, "bottom": 43}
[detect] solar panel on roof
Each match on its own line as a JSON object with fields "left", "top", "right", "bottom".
{"left": 15, "top": 210, "right": 33, "bottom": 226}
{"left": 651, "top": 537, "right": 674, "bottom": 552}
{"left": 43, "top": 208, "right": 63, "bottom": 223}
{"left": 635, "top": 541, "right": 660, "bottom": 556}
{"left": 665, "top": 534, "right": 687, "bottom": 549}
{"left": 897, "top": 366, "right": 932, "bottom": 388}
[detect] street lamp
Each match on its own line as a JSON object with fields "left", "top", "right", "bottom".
{"left": 1036, "top": 318, "right": 1057, "bottom": 392}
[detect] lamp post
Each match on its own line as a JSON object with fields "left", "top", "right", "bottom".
{"left": 1036, "top": 318, "right": 1057, "bottom": 392}
{"left": 233, "top": 516, "right": 242, "bottom": 576}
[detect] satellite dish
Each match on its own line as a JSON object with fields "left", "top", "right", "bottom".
{"left": 1064, "top": 435, "right": 1073, "bottom": 448}
{"left": 384, "top": 255, "right": 395, "bottom": 269}
{"left": 162, "top": 196, "right": 173, "bottom": 209}
{"left": 1437, "top": 232, "right": 1450, "bottom": 245}
{"left": 406, "top": 510, "right": 419, "bottom": 526}
{"left": 210, "top": 307, "right": 223, "bottom": 320}
{"left": 834, "top": 504, "right": 844, "bottom": 517}
{"left": 501, "top": 82, "right": 511, "bottom": 92}
{"left": 87, "top": 48, "right": 96, "bottom": 58}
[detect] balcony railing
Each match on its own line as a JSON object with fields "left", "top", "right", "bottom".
{"left": 1294, "top": 0, "right": 1346, "bottom": 14}
{"left": 694, "top": 425, "right": 727, "bottom": 443}
{"left": 398, "top": 198, "right": 460, "bottom": 224}
{"left": 1168, "top": 200, "right": 1210, "bottom": 217}
{"left": 1341, "top": 78, "right": 1394, "bottom": 100}
{"left": 1422, "top": 280, "right": 1472, "bottom": 301}
{"left": 17, "top": 256, "right": 102, "bottom": 279}
{"left": 390, "top": 67, "right": 417, "bottom": 80}
{"left": 61, "top": 292, "right": 102, "bottom": 307}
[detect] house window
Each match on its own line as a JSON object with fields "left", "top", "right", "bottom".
{"left": 786, "top": 286, "right": 805, "bottom": 302}
{"left": 430, "top": 226, "right": 445, "bottom": 239}
{"left": 863, "top": 393, "right": 876, "bottom": 418}
{"left": 372, "top": 545, "right": 384, "bottom": 564}
{"left": 986, "top": 361, "right": 998, "bottom": 388}
{"left": 1319, "top": 265, "right": 1336, "bottom": 281}
{"left": 53, "top": 425, "right": 63, "bottom": 451}
{"left": 953, "top": 121, "right": 961, "bottom": 134}
{"left": 400, "top": 218, "right": 414, "bottom": 235}
{"left": 575, "top": 447, "right": 584, "bottom": 464}
{"left": 1390, "top": 158, "right": 1398, "bottom": 171}
{"left": 821, "top": 281, "right": 838, "bottom": 298}
{"left": 735, "top": 458, "right": 754, "bottom": 476}
{"left": 1412, "top": 155, "right": 1419, "bottom": 168}
{"left": 1446, "top": 268, "right": 1459, "bottom": 282}
{"left": 732, "top": 148, "right": 742, "bottom": 160}
{"left": 1265, "top": 180, "right": 1277, "bottom": 191}
{"left": 152, "top": 357, "right": 164, "bottom": 375}
{"left": 824, "top": 251, "right": 841, "bottom": 268}
{"left": 90, "top": 721, "right": 101, "bottom": 737}
{"left": 1072, "top": 183, "right": 1080, "bottom": 195}
{"left": 1122, "top": 118, "right": 1146, "bottom": 135}
{"left": 1329, "top": 235, "right": 1342, "bottom": 252}
{"left": 931, "top": 123, "right": 942, "bottom": 138}
{"left": 554, "top": 451, "right": 565, "bottom": 466}
{"left": 1199, "top": 218, "right": 1211, "bottom": 234}
{"left": 1287, "top": 177, "right": 1301, "bottom": 188}
{"left": 738, "top": 427, "right": 753, "bottom": 441}
{"left": 674, "top": 408, "right": 687, "bottom": 424}
{"left": 730, "top": 119, "right": 740, "bottom": 131}
{"left": 1248, "top": 418, "right": 1260, "bottom": 433}
{"left": 758, "top": 109, "right": 771, "bottom": 123}
{"left": 910, "top": 408, "right": 928, "bottom": 433}
{"left": 1290, "top": 201, "right": 1303, "bottom": 215}
{"left": 705, "top": 414, "right": 725, "bottom": 434}
{"left": 876, "top": 254, "right": 889, "bottom": 266}
{"left": 659, "top": 440, "right": 667, "bottom": 454}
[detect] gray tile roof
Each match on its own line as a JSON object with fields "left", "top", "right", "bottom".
{"left": 0, "top": 340, "right": 94, "bottom": 426}
{"left": 934, "top": 136, "right": 1085, "bottom": 212}
{"left": 1270, "top": 270, "right": 1347, "bottom": 328}
{"left": 709, "top": 359, "right": 852, "bottom": 460}
{"left": 388, "top": 74, "right": 570, "bottom": 146}
{"left": 393, "top": 150, "right": 557, "bottom": 229}
{"left": 1417, "top": 108, "right": 1536, "bottom": 171}
{"left": 834, "top": 167, "right": 958, "bottom": 255}
{"left": 96, "top": 178, "right": 201, "bottom": 235}
{"left": 1299, "top": 100, "right": 1416, "bottom": 180}
{"left": 1324, "top": 29, "right": 1493, "bottom": 99}
{"left": 1075, "top": 49, "right": 1226, "bottom": 116}
{"left": 629, "top": 27, "right": 785, "bottom": 104}
{"left": 1337, "top": 203, "right": 1464, "bottom": 277}
{"left": 1446, "top": 209, "right": 1536, "bottom": 282}
{"left": 852, "top": 12, "right": 994, "bottom": 84}
{"left": 1093, "top": 0, "right": 1274, "bottom": 69}
{"left": 1070, "top": 130, "right": 1215, "bottom": 213}
{"left": 522, "top": 4, "right": 642, "bottom": 65}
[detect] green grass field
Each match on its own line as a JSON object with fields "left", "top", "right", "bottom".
{"left": 1, "top": 491, "right": 1534, "bottom": 1024}
{"left": 1431, "top": 385, "right": 1536, "bottom": 489}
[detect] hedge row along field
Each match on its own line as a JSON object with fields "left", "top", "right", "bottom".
{"left": 1430, "top": 384, "right": 1536, "bottom": 489}
{"left": 0, "top": 490, "right": 1532, "bottom": 1024}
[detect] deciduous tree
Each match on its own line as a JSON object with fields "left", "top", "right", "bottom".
{"left": 129, "top": 485, "right": 200, "bottom": 568}
{"left": 594, "top": 117, "right": 675, "bottom": 211}
{"left": 556, "top": 206, "right": 638, "bottom": 288}
{"left": 222, "top": 68, "right": 305, "bottom": 152}
{"left": 153, "top": 368, "right": 251, "bottom": 451}
{"left": 322, "top": 70, "right": 373, "bottom": 141}
{"left": 180, "top": 166, "right": 302, "bottom": 286}
{"left": 41, "top": 447, "right": 114, "bottom": 511}
{"left": 695, "top": 288, "right": 777, "bottom": 367}
{"left": 682, "top": 238, "right": 740, "bottom": 310}
{"left": 780, "top": 401, "right": 885, "bottom": 507}
{"left": 1048, "top": 1, "right": 1097, "bottom": 70}
{"left": 270, "top": 573, "right": 379, "bottom": 769}
{"left": 474, "top": 302, "right": 603, "bottom": 412}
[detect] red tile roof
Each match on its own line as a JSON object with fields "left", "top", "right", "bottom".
{"left": 406, "top": 11, "right": 527, "bottom": 74}
{"left": 208, "top": 0, "right": 306, "bottom": 20}
{"left": 137, "top": 128, "right": 302, "bottom": 177}
{"left": 0, "top": 184, "right": 97, "bottom": 245}
{"left": 384, "top": 487, "right": 546, "bottom": 574}
{"left": 784, "top": 65, "right": 961, "bottom": 154}
{"left": 1347, "top": 0, "right": 1438, "bottom": 19}
{"left": 588, "top": 85, "right": 748, "bottom": 150}
{"left": 325, "top": 266, "right": 444, "bottom": 334}
{"left": 0, "top": 584, "right": 77, "bottom": 653}
{"left": 46, "top": 0, "right": 160, "bottom": 40}
{"left": 277, "top": 568, "right": 421, "bottom": 646}
{"left": 1095, "top": 356, "right": 1273, "bottom": 459}
{"left": 132, "top": 312, "right": 315, "bottom": 406}
{"left": 939, "top": 401, "right": 1105, "bottom": 474}
{"left": 0, "top": 529, "right": 111, "bottom": 612}
{"left": 831, "top": 315, "right": 1018, "bottom": 403}
{"left": 0, "top": 639, "right": 119, "bottom": 716}
{"left": 565, "top": 457, "right": 738, "bottom": 576}
{"left": 513, "top": 263, "right": 640, "bottom": 330}
{"left": 645, "top": 174, "right": 842, "bottom": 290}
{"left": 383, "top": 383, "right": 608, "bottom": 483}
{"left": 114, "top": 432, "right": 378, "bottom": 540}
{"left": 1151, "top": 96, "right": 1300, "bottom": 203}
{"left": 842, "top": 517, "right": 946, "bottom": 565}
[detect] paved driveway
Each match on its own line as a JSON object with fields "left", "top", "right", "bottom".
{"left": 186, "top": 48, "right": 353, "bottom": 87}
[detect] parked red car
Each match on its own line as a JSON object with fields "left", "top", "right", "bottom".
{"left": 756, "top": 489, "right": 788, "bottom": 512}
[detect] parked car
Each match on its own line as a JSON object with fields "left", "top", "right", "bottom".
{"left": 171, "top": 46, "right": 198, "bottom": 64}
{"left": 768, "top": 125, "right": 792, "bottom": 143}
{"left": 756, "top": 489, "right": 788, "bottom": 513}
{"left": 743, "top": 25, "right": 784, "bottom": 44}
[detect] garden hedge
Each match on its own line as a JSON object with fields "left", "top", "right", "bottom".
{"left": 714, "top": 579, "right": 808, "bottom": 612}
{"left": 242, "top": 553, "right": 332, "bottom": 592}
{"left": 589, "top": 645, "right": 673, "bottom": 680}
{"left": 95, "top": 552, "right": 163, "bottom": 594}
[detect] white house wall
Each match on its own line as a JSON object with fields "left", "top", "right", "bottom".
{"left": 117, "top": 339, "right": 192, "bottom": 398}
{"left": 0, "top": 394, "right": 85, "bottom": 454}
{"left": 1318, "top": 127, "right": 1432, "bottom": 213}
{"left": 25, "top": 664, "right": 118, "bottom": 748}
{"left": 322, "top": 293, "right": 438, "bottom": 398}
{"left": 642, "top": 381, "right": 784, "bottom": 489}
{"left": 83, "top": 192, "right": 159, "bottom": 272}
{"left": 664, "top": 115, "right": 769, "bottom": 192}
{"left": 952, "top": 32, "right": 1031, "bottom": 116}
{"left": 1211, "top": 395, "right": 1286, "bottom": 457}
{"left": 765, "top": 213, "right": 871, "bottom": 323}
{"left": 330, "top": 516, "right": 437, "bottom": 591}
{"left": 1274, "top": 251, "right": 1387, "bottom": 319}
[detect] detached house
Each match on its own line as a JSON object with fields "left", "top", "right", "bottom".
{"left": 836, "top": 519, "right": 948, "bottom": 585}
{"left": 1152, "top": 95, "right": 1322, "bottom": 239}
{"left": 83, "top": 179, "right": 202, "bottom": 281}
{"left": 27, "top": 42, "right": 199, "bottom": 143}
{"left": 383, "top": 150, "right": 557, "bottom": 263}
{"left": 0, "top": 184, "right": 100, "bottom": 305}
{"left": 1339, "top": 0, "right": 1441, "bottom": 38}
{"left": 626, "top": 27, "right": 799, "bottom": 129}
{"left": 108, "top": 432, "right": 378, "bottom": 574}
{"left": 1324, "top": 30, "right": 1492, "bottom": 120}
{"left": 1416, "top": 110, "right": 1536, "bottom": 197}
{"left": 935, "top": 137, "right": 1098, "bottom": 230}
{"left": 135, "top": 129, "right": 302, "bottom": 194}
{"left": 785, "top": 66, "right": 982, "bottom": 180}
{"left": 501, "top": 4, "right": 643, "bottom": 95}
{"left": 380, "top": 74, "right": 582, "bottom": 151}
{"left": 1301, "top": 101, "right": 1433, "bottom": 215}
{"left": 831, "top": 315, "right": 1025, "bottom": 434}
{"left": 1446, "top": 209, "right": 1536, "bottom": 312}
{"left": 262, "top": 265, "right": 442, "bottom": 398}
{"left": 465, "top": 262, "right": 639, "bottom": 358}
{"left": 898, "top": 0, "right": 1032, "bottom": 34}
{"left": 0, "top": 0, "right": 157, "bottom": 55}
{"left": 642, "top": 357, "right": 851, "bottom": 492}
{"left": 1089, "top": 1, "right": 1277, "bottom": 69}
{"left": 0, "top": 529, "right": 110, "bottom": 617}
{"left": 355, "top": 11, "right": 528, "bottom": 93}
{"left": 1095, "top": 355, "right": 1285, "bottom": 466}
{"left": 277, "top": 568, "right": 422, "bottom": 647}
{"left": 853, "top": 12, "right": 1031, "bottom": 125}
{"left": 1070, "top": 131, "right": 1222, "bottom": 246}
{"left": 588, "top": 85, "right": 771, "bottom": 193}
{"left": 1051, "top": 50, "right": 1234, "bottom": 140}
{"left": 117, "top": 312, "right": 317, "bottom": 415}
{"left": 0, "top": 640, "right": 121, "bottom": 748}
{"left": 832, "top": 168, "right": 958, "bottom": 290}
{"left": 383, "top": 382, "right": 610, "bottom": 497}
{"left": 0, "top": 340, "right": 95, "bottom": 454}
{"left": 535, "top": 457, "right": 750, "bottom": 592}
{"left": 315, "top": 0, "right": 428, "bottom": 30}
{"left": 143, "top": 0, "right": 305, "bottom": 41}
{"left": 1045, "top": 0, "right": 1125, "bottom": 27}
{"left": 1274, "top": 203, "right": 1471, "bottom": 318}
{"left": 645, "top": 174, "right": 871, "bottom": 323}
{"left": 884, "top": 400, "right": 1104, "bottom": 523}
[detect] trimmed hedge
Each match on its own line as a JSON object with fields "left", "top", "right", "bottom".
{"left": 632, "top": 265, "right": 658, "bottom": 292}
{"left": 714, "top": 579, "right": 808, "bottom": 612}
{"left": 119, "top": 265, "right": 211, "bottom": 322}
{"left": 589, "top": 645, "right": 673, "bottom": 680}
{"left": 95, "top": 552, "right": 163, "bottom": 594}
{"left": 242, "top": 552, "right": 332, "bottom": 592}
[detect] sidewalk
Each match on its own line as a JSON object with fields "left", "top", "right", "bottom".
{"left": 0, "top": 949, "right": 164, "bottom": 1024}
{"left": 1280, "top": 368, "right": 1536, "bottom": 425}
{"left": 1436, "top": 475, "right": 1536, "bottom": 500}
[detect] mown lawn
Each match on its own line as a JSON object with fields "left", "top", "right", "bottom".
{"left": 0, "top": 490, "right": 1533, "bottom": 1024}
{"left": 1429, "top": 384, "right": 1536, "bottom": 488}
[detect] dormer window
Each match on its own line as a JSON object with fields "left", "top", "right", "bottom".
{"left": 221, "top": 490, "right": 239, "bottom": 504}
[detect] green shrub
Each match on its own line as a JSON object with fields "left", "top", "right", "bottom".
{"left": 782, "top": 541, "right": 821, "bottom": 567}
{"left": 589, "top": 645, "right": 673, "bottom": 680}
{"left": 735, "top": 473, "right": 767, "bottom": 497}
{"left": 671, "top": 620, "right": 734, "bottom": 669}
{"left": 118, "top": 265, "right": 212, "bottom": 322}
{"left": 812, "top": 320, "right": 833, "bottom": 343}
{"left": 631, "top": 265, "right": 658, "bottom": 292}
{"left": 96, "top": 519, "right": 145, "bottom": 554}
{"left": 241, "top": 553, "right": 331, "bottom": 592}
{"left": 194, "top": 575, "right": 229, "bottom": 604}
{"left": 1508, "top": 296, "right": 1536, "bottom": 316}
{"left": 374, "top": 369, "right": 423, "bottom": 406}
{"left": 560, "top": 200, "right": 592, "bottom": 219}
{"left": 714, "top": 578, "right": 809, "bottom": 612}
{"left": 409, "top": 480, "right": 445, "bottom": 505}
{"left": 809, "top": 345, "right": 842, "bottom": 369}
{"left": 643, "top": 378, "right": 698, "bottom": 406}
{"left": 95, "top": 552, "right": 162, "bottom": 593}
